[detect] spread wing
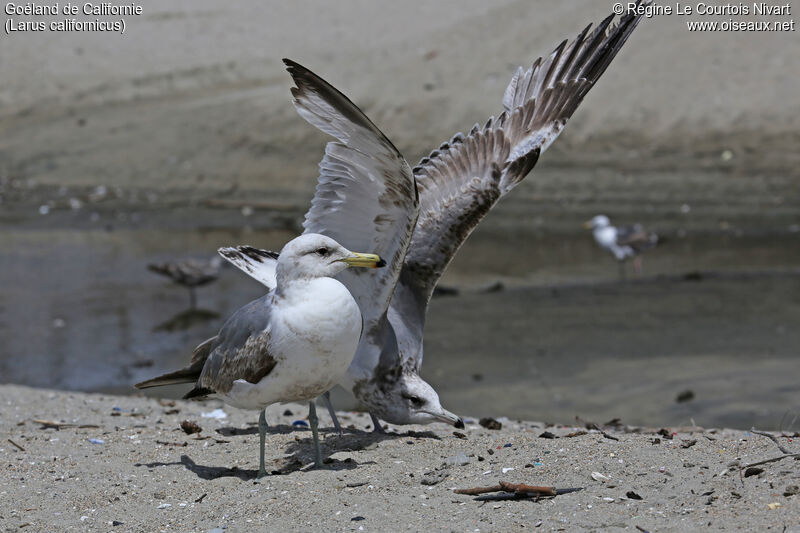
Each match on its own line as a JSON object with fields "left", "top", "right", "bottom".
{"left": 284, "top": 59, "right": 419, "bottom": 332}
{"left": 391, "top": 3, "right": 649, "bottom": 369}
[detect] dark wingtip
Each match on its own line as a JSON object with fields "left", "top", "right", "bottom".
{"left": 454, "top": 418, "right": 466, "bottom": 430}
{"left": 183, "top": 387, "right": 214, "bottom": 400}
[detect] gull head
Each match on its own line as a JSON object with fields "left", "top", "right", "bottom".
{"left": 584, "top": 214, "right": 610, "bottom": 230}
{"left": 277, "top": 233, "right": 385, "bottom": 282}
{"left": 378, "top": 373, "right": 463, "bottom": 428}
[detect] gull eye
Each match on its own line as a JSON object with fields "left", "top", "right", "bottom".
{"left": 315, "top": 247, "right": 329, "bottom": 256}
{"left": 402, "top": 393, "right": 424, "bottom": 407}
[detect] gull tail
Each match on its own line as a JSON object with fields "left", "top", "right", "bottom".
{"left": 133, "top": 336, "right": 216, "bottom": 389}
{"left": 134, "top": 365, "right": 201, "bottom": 389}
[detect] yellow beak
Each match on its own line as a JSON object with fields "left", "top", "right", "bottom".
{"left": 340, "top": 252, "right": 386, "bottom": 269}
{"left": 583, "top": 220, "right": 593, "bottom": 229}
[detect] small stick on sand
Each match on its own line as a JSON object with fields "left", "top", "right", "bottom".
{"left": 741, "top": 428, "right": 800, "bottom": 469}
{"left": 31, "top": 419, "right": 100, "bottom": 430}
{"left": 751, "top": 428, "right": 793, "bottom": 455}
{"left": 155, "top": 440, "right": 188, "bottom": 447}
{"left": 32, "top": 419, "right": 74, "bottom": 429}
{"left": 498, "top": 481, "right": 557, "bottom": 496}
{"left": 454, "top": 481, "right": 557, "bottom": 497}
{"left": 8, "top": 438, "right": 26, "bottom": 451}
{"left": 742, "top": 453, "right": 800, "bottom": 469}
{"left": 454, "top": 485, "right": 503, "bottom": 495}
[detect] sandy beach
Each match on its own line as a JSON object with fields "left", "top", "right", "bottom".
{"left": 1, "top": 385, "right": 798, "bottom": 532}
{"left": 2, "top": 0, "right": 798, "bottom": 231}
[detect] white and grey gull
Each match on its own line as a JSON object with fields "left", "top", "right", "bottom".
{"left": 223, "top": 1, "right": 650, "bottom": 434}
{"left": 584, "top": 214, "right": 659, "bottom": 277}
{"left": 135, "top": 58, "right": 421, "bottom": 476}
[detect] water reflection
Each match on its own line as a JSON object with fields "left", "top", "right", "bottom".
{"left": 0, "top": 224, "right": 798, "bottom": 428}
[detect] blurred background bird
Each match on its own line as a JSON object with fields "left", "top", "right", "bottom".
{"left": 585, "top": 215, "right": 660, "bottom": 278}
{"left": 147, "top": 255, "right": 224, "bottom": 309}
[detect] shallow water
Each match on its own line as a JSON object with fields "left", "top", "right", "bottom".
{"left": 1, "top": 221, "right": 798, "bottom": 429}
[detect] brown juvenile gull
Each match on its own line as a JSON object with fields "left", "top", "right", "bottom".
{"left": 147, "top": 256, "right": 223, "bottom": 309}
{"left": 136, "top": 58, "right": 420, "bottom": 475}
{"left": 584, "top": 214, "right": 659, "bottom": 277}
{"left": 223, "top": 3, "right": 650, "bottom": 433}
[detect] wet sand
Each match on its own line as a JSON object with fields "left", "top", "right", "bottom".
{"left": 1, "top": 1, "right": 798, "bottom": 226}
{"left": 1, "top": 385, "right": 799, "bottom": 532}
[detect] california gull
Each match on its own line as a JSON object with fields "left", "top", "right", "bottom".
{"left": 584, "top": 214, "right": 659, "bottom": 277}
{"left": 136, "top": 57, "right": 419, "bottom": 475}
{"left": 226, "top": 4, "right": 650, "bottom": 431}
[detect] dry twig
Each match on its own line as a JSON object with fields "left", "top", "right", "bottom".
{"left": 499, "top": 481, "right": 557, "bottom": 496}
{"left": 156, "top": 440, "right": 188, "bottom": 447}
{"left": 454, "top": 484, "right": 503, "bottom": 495}
{"left": 31, "top": 419, "right": 99, "bottom": 430}
{"left": 751, "top": 428, "right": 792, "bottom": 455}
{"left": 741, "top": 428, "right": 799, "bottom": 469}
{"left": 454, "top": 481, "right": 560, "bottom": 497}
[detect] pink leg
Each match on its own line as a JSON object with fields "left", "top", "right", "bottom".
{"left": 633, "top": 256, "right": 643, "bottom": 276}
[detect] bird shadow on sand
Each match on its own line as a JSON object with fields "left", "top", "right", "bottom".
{"left": 215, "top": 424, "right": 297, "bottom": 437}
{"left": 153, "top": 308, "right": 219, "bottom": 332}
{"left": 139, "top": 426, "right": 442, "bottom": 479}
{"left": 278, "top": 427, "right": 442, "bottom": 470}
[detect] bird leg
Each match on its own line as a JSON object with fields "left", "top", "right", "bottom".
{"left": 321, "top": 391, "right": 343, "bottom": 436}
{"left": 617, "top": 260, "right": 627, "bottom": 281}
{"left": 257, "top": 408, "right": 269, "bottom": 478}
{"left": 633, "top": 256, "right": 643, "bottom": 277}
{"left": 369, "top": 412, "right": 385, "bottom": 434}
{"left": 188, "top": 287, "right": 197, "bottom": 310}
{"left": 308, "top": 401, "right": 325, "bottom": 468}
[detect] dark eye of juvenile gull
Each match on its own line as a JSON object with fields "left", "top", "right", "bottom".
{"left": 402, "top": 393, "right": 424, "bottom": 407}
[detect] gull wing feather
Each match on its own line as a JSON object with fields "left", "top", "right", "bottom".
{"left": 194, "top": 294, "right": 276, "bottom": 396}
{"left": 136, "top": 295, "right": 276, "bottom": 397}
{"left": 284, "top": 59, "right": 419, "bottom": 332}
{"left": 218, "top": 246, "right": 279, "bottom": 290}
{"left": 391, "top": 3, "right": 648, "bottom": 369}
{"left": 616, "top": 224, "right": 658, "bottom": 252}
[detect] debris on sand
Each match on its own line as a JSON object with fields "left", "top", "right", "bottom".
{"left": 180, "top": 420, "right": 202, "bottom": 434}
{"left": 454, "top": 481, "right": 582, "bottom": 501}
{"left": 479, "top": 418, "right": 502, "bottom": 430}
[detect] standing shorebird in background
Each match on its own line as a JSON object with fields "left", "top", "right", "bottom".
{"left": 584, "top": 215, "right": 659, "bottom": 278}
{"left": 147, "top": 256, "right": 224, "bottom": 309}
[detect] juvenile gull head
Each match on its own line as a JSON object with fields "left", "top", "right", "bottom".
{"left": 385, "top": 373, "right": 463, "bottom": 427}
